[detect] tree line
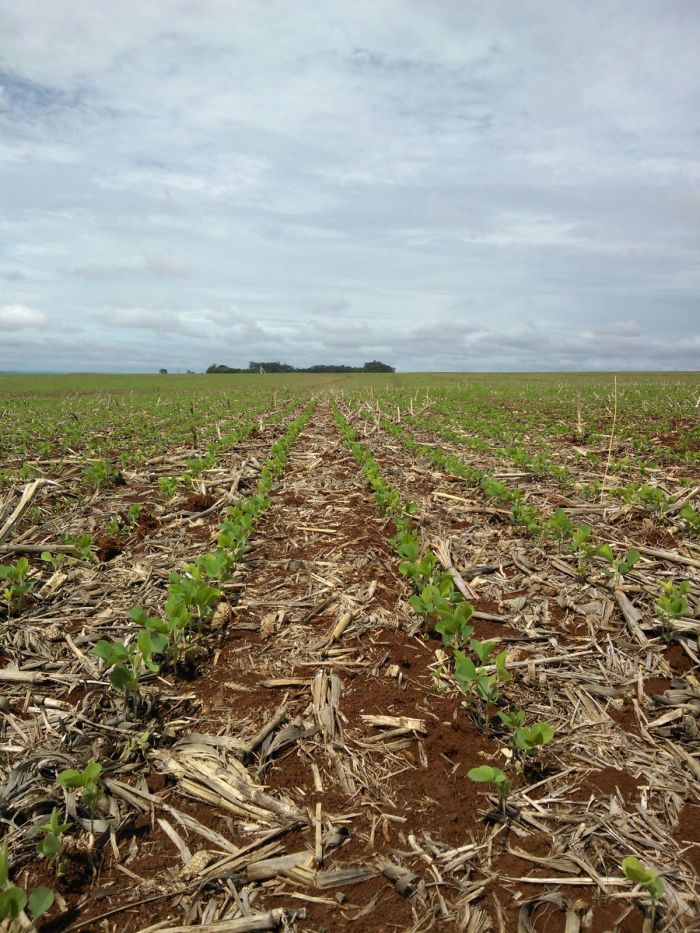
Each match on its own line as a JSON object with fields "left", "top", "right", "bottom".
{"left": 205, "top": 360, "right": 395, "bottom": 374}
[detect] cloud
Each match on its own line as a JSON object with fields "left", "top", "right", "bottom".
{"left": 144, "top": 254, "right": 192, "bottom": 278}
{"left": 0, "top": 304, "right": 47, "bottom": 329}
{"left": 64, "top": 254, "right": 192, "bottom": 280}
{"left": 0, "top": 1, "right": 698, "bottom": 370}
{"left": 591, "top": 320, "right": 642, "bottom": 338}
{"left": 311, "top": 295, "right": 351, "bottom": 315}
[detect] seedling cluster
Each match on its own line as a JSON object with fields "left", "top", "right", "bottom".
{"left": 91, "top": 403, "right": 315, "bottom": 707}
{"left": 333, "top": 402, "right": 556, "bottom": 821}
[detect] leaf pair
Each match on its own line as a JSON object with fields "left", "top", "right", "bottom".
{"left": 0, "top": 842, "right": 54, "bottom": 921}
{"left": 621, "top": 856, "right": 664, "bottom": 902}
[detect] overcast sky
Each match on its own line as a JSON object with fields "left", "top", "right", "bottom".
{"left": 1, "top": 1, "right": 699, "bottom": 372}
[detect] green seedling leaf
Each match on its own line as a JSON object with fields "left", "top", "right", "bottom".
{"left": 27, "top": 886, "right": 54, "bottom": 918}
{"left": 514, "top": 721, "right": 555, "bottom": 753}
{"left": 468, "top": 765, "right": 504, "bottom": 784}
{"left": 56, "top": 768, "right": 82, "bottom": 788}
{"left": 495, "top": 650, "right": 511, "bottom": 683}
{"left": 137, "top": 630, "right": 160, "bottom": 672}
{"left": 0, "top": 886, "right": 27, "bottom": 919}
{"left": 470, "top": 638, "right": 495, "bottom": 665}
{"left": 92, "top": 639, "right": 129, "bottom": 667}
{"left": 498, "top": 710, "right": 526, "bottom": 730}
{"left": 36, "top": 832, "right": 61, "bottom": 859}
{"left": 57, "top": 759, "right": 101, "bottom": 789}
{"left": 618, "top": 548, "right": 641, "bottom": 575}
{"left": 0, "top": 841, "right": 8, "bottom": 885}
{"left": 468, "top": 763, "right": 512, "bottom": 814}
{"left": 109, "top": 665, "right": 138, "bottom": 692}
{"left": 621, "top": 856, "right": 664, "bottom": 902}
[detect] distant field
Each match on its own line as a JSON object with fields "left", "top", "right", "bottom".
{"left": 1, "top": 367, "right": 699, "bottom": 396}
{"left": 1, "top": 369, "right": 699, "bottom": 930}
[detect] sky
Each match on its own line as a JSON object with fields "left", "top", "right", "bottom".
{"left": 1, "top": 1, "right": 699, "bottom": 373}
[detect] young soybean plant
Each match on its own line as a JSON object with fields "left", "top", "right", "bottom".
{"left": 680, "top": 504, "right": 700, "bottom": 537}
{"left": 468, "top": 765, "right": 512, "bottom": 819}
{"left": 621, "top": 856, "right": 664, "bottom": 921}
{"left": 512, "top": 721, "right": 555, "bottom": 769}
{"left": 543, "top": 507, "right": 574, "bottom": 545}
{"left": 656, "top": 580, "right": 691, "bottom": 642}
{"left": 434, "top": 601, "right": 474, "bottom": 650}
{"left": 57, "top": 760, "right": 104, "bottom": 836}
{"left": 35, "top": 807, "right": 72, "bottom": 874}
{"left": 92, "top": 632, "right": 161, "bottom": 707}
{"left": 453, "top": 640, "right": 511, "bottom": 731}
{"left": 0, "top": 557, "right": 35, "bottom": 617}
{"left": 597, "top": 545, "right": 641, "bottom": 589}
{"left": 0, "top": 841, "right": 54, "bottom": 928}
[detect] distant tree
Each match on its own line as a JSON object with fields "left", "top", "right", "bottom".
{"left": 159, "top": 368, "right": 168, "bottom": 374}
{"left": 248, "top": 361, "right": 295, "bottom": 373}
{"left": 362, "top": 360, "right": 395, "bottom": 373}
{"left": 303, "top": 364, "right": 357, "bottom": 373}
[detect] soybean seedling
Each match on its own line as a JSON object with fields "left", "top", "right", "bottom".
{"left": 125, "top": 503, "right": 142, "bottom": 529}
{"left": 680, "top": 504, "right": 700, "bottom": 537}
{"left": 167, "top": 571, "right": 220, "bottom": 621}
{"left": 0, "top": 841, "right": 54, "bottom": 927}
{"left": 567, "top": 525, "right": 595, "bottom": 575}
{"left": 57, "top": 760, "right": 104, "bottom": 828}
{"left": 510, "top": 501, "right": 540, "bottom": 534}
{"left": 159, "top": 476, "right": 179, "bottom": 500}
{"left": 656, "top": 580, "right": 691, "bottom": 642}
{"left": 596, "top": 545, "right": 641, "bottom": 588}
{"left": 35, "top": 807, "right": 72, "bottom": 874}
{"left": 513, "top": 721, "right": 555, "bottom": 771}
{"left": 409, "top": 574, "right": 457, "bottom": 619}
{"left": 621, "top": 856, "right": 664, "bottom": 915}
{"left": 82, "top": 459, "right": 114, "bottom": 487}
{"left": 92, "top": 631, "right": 163, "bottom": 706}
{"left": 0, "top": 557, "right": 35, "bottom": 616}
{"left": 397, "top": 541, "right": 439, "bottom": 589}
{"left": 434, "top": 601, "right": 474, "bottom": 649}
{"left": 40, "top": 550, "right": 75, "bottom": 573}
{"left": 637, "top": 485, "right": 670, "bottom": 515}
{"left": 468, "top": 765, "right": 512, "bottom": 819}
{"left": 543, "top": 507, "right": 574, "bottom": 544}
{"left": 497, "top": 709, "right": 526, "bottom": 732}
{"left": 106, "top": 516, "right": 121, "bottom": 535}
{"left": 129, "top": 604, "right": 191, "bottom": 665}
{"left": 61, "top": 533, "right": 94, "bottom": 562}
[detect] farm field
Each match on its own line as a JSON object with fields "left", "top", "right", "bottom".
{"left": 0, "top": 372, "right": 699, "bottom": 932}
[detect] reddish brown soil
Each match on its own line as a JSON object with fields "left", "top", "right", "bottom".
{"left": 93, "top": 531, "right": 122, "bottom": 561}
{"left": 133, "top": 507, "right": 158, "bottom": 540}
{"left": 665, "top": 641, "right": 695, "bottom": 675}
{"left": 675, "top": 805, "right": 700, "bottom": 876}
{"left": 182, "top": 491, "right": 215, "bottom": 512}
{"left": 643, "top": 676, "right": 672, "bottom": 697}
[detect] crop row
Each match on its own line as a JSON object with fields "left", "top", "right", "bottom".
{"left": 0, "top": 387, "right": 302, "bottom": 490}
{"left": 0, "top": 398, "right": 304, "bottom": 624}
{"left": 330, "top": 401, "right": 668, "bottom": 918}
{"left": 341, "top": 401, "right": 697, "bottom": 644}
{"left": 90, "top": 400, "right": 315, "bottom": 709}
{"left": 0, "top": 402, "right": 315, "bottom": 926}
{"left": 372, "top": 377, "right": 700, "bottom": 473}
{"left": 385, "top": 402, "right": 700, "bottom": 537}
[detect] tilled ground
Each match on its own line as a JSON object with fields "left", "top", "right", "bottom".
{"left": 2, "top": 401, "right": 699, "bottom": 932}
